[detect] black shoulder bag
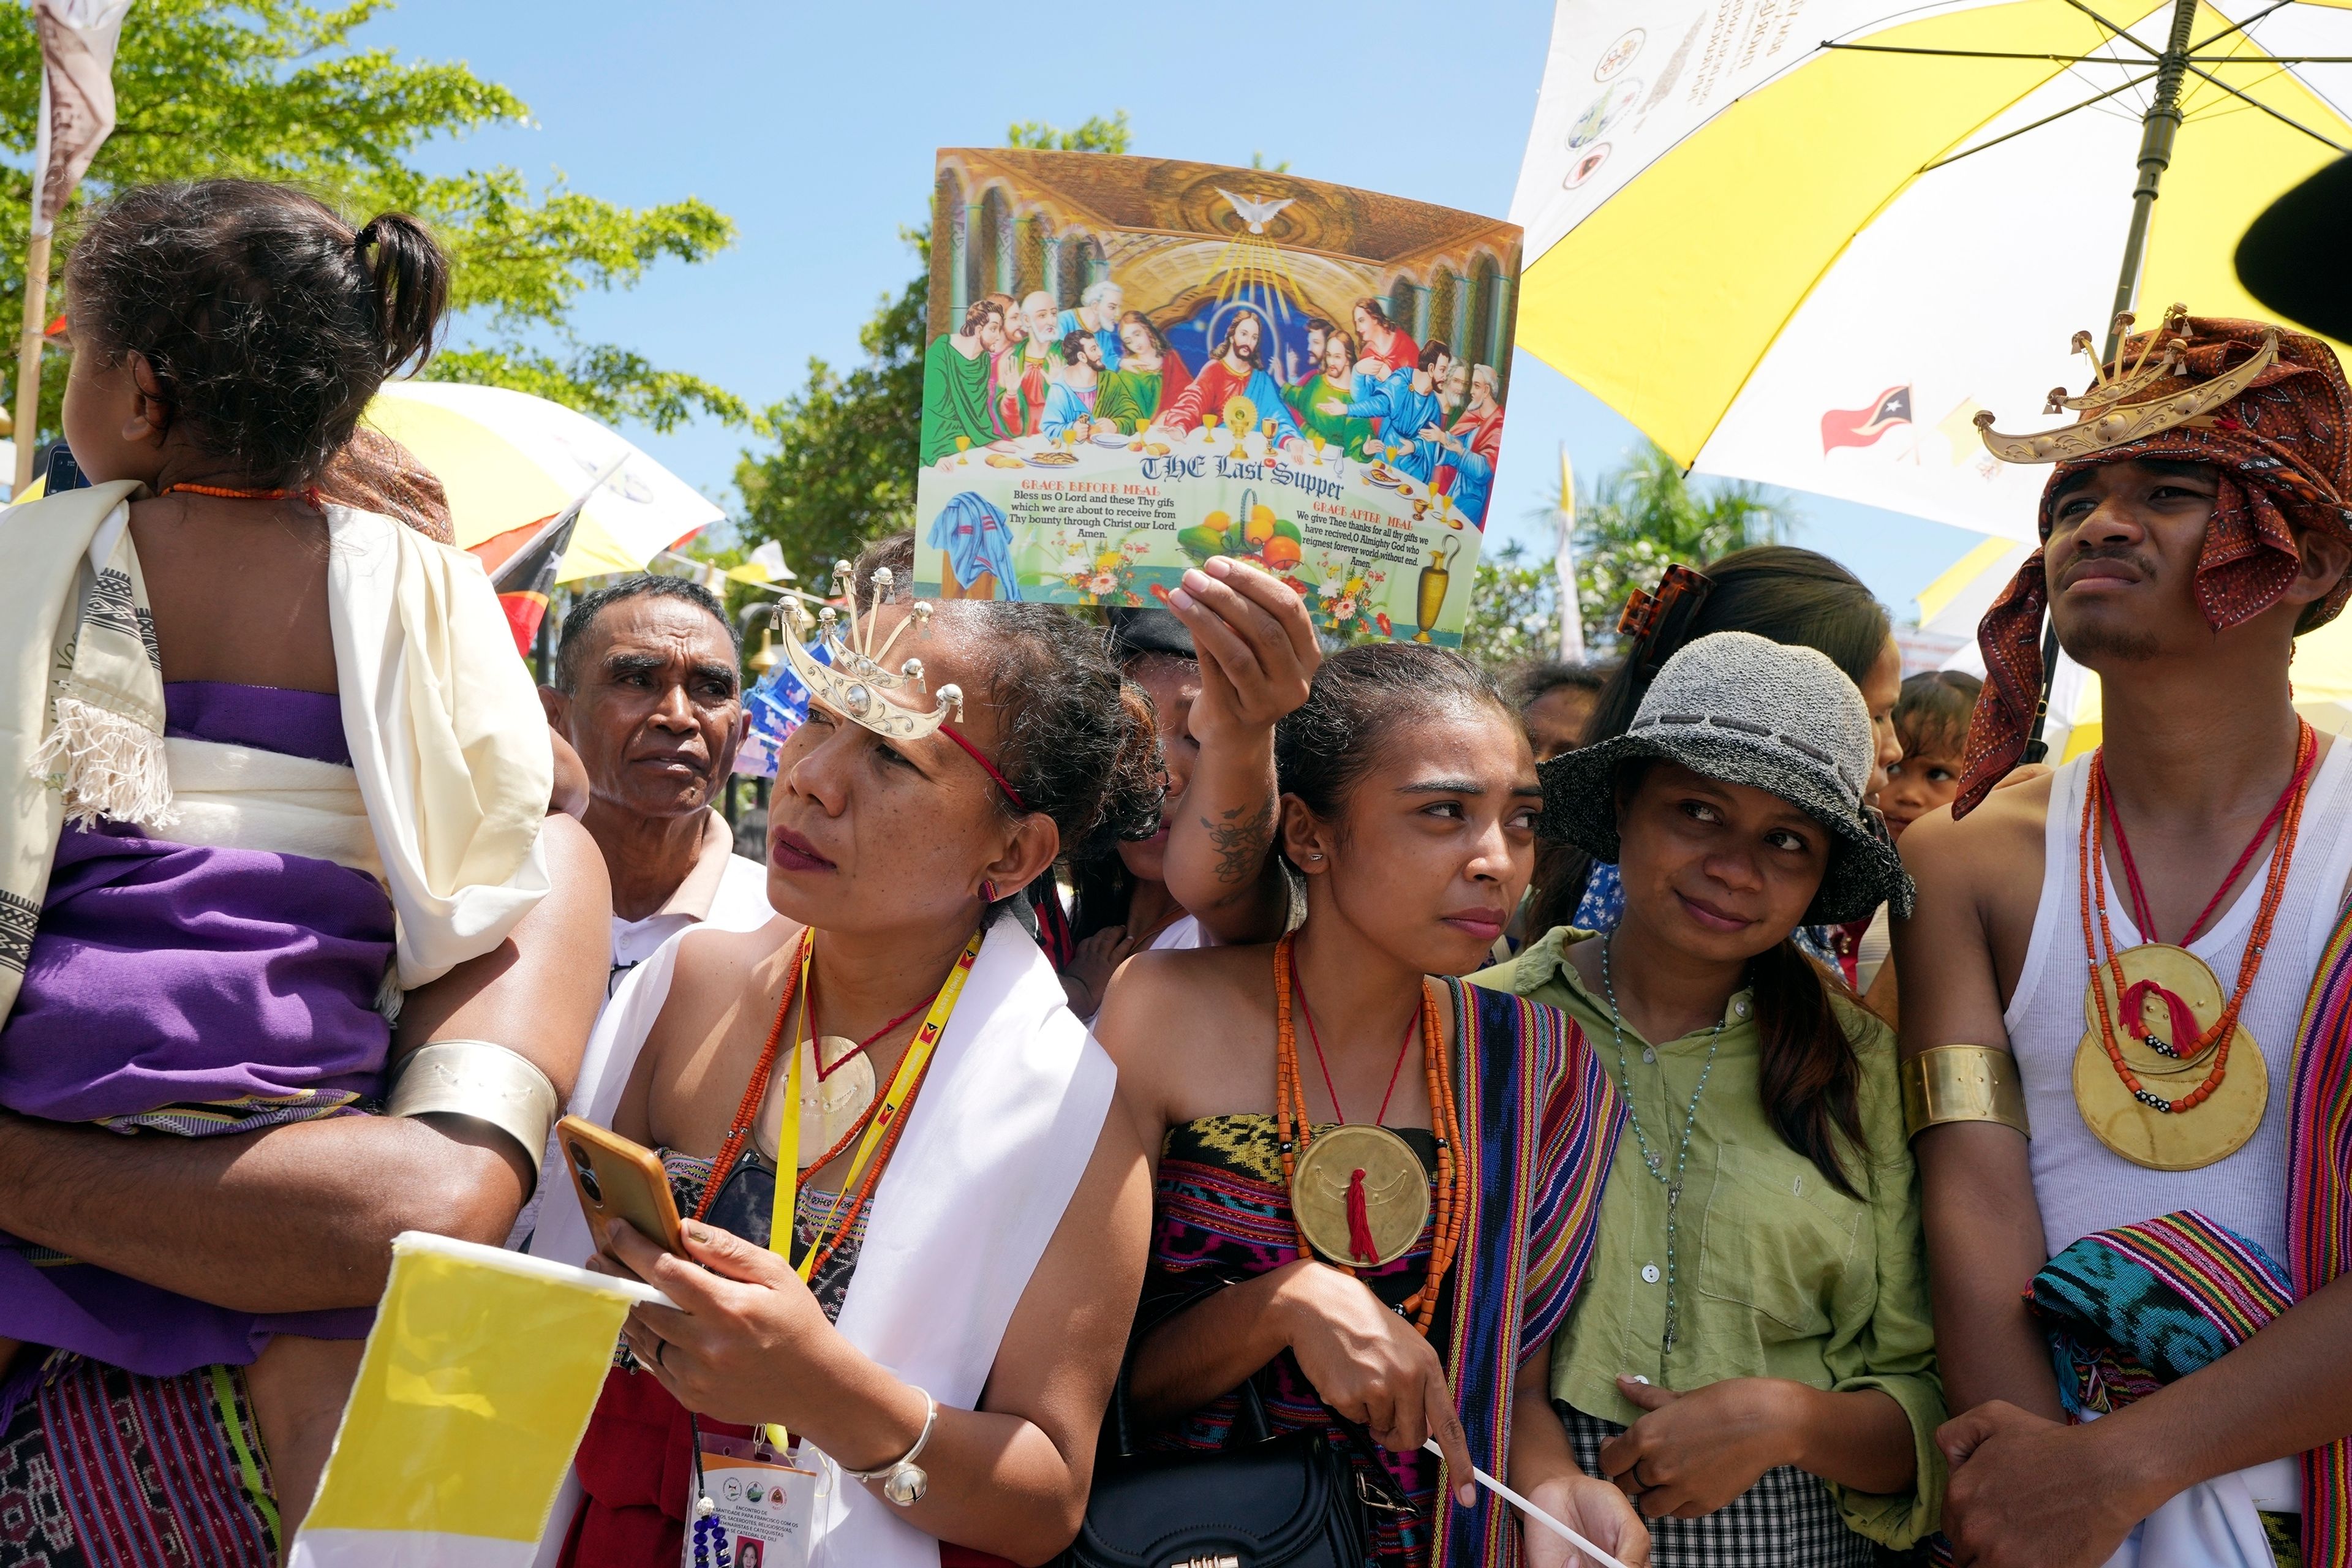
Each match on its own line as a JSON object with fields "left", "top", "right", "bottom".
{"left": 1058, "top": 1279, "right": 1412, "bottom": 1568}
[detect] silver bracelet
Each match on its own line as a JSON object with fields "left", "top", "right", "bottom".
{"left": 840, "top": 1387, "right": 938, "bottom": 1506}
{"left": 384, "top": 1039, "right": 560, "bottom": 1175}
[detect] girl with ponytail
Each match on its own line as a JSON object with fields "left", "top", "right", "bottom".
{"left": 0, "top": 179, "right": 590, "bottom": 1551}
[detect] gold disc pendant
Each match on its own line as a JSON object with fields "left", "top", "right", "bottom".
{"left": 754, "top": 1036, "right": 877, "bottom": 1169}
{"left": 1289, "top": 1123, "right": 1430, "bottom": 1268}
{"left": 2073, "top": 943, "right": 2267, "bottom": 1171}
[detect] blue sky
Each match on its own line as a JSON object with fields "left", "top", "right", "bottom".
{"left": 360, "top": 0, "right": 1986, "bottom": 618}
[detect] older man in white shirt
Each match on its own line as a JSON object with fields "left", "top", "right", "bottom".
{"left": 540, "top": 576, "right": 774, "bottom": 991}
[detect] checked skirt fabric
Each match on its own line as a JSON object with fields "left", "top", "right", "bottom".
{"left": 1561, "top": 1405, "right": 1876, "bottom": 1568}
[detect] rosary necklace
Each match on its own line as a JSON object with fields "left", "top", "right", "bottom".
{"left": 1600, "top": 935, "right": 1731, "bottom": 1354}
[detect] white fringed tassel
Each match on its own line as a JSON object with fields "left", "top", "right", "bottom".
{"left": 29, "top": 695, "right": 177, "bottom": 829}
{"left": 374, "top": 963, "right": 404, "bottom": 1025}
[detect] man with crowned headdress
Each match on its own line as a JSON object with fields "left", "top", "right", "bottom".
{"left": 1149, "top": 307, "right": 1302, "bottom": 451}
{"left": 1896, "top": 312, "right": 2352, "bottom": 1568}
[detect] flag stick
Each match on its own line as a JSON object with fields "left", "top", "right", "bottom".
{"left": 1422, "top": 1439, "right": 1635, "bottom": 1568}
{"left": 13, "top": 230, "right": 50, "bottom": 494}
{"left": 1556, "top": 443, "right": 1586, "bottom": 663}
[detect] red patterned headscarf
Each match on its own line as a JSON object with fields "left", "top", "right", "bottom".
{"left": 1954, "top": 317, "right": 2352, "bottom": 817}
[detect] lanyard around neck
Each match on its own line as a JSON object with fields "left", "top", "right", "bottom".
{"left": 771, "top": 929, "right": 984, "bottom": 1278}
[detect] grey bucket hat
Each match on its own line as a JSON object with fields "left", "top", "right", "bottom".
{"left": 1536, "top": 630, "right": 1913, "bottom": 925}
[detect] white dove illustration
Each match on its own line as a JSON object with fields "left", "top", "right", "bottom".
{"left": 1217, "top": 187, "right": 1296, "bottom": 234}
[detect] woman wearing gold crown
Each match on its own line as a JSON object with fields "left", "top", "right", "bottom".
{"left": 1899, "top": 314, "right": 2352, "bottom": 1568}
{"left": 1094, "top": 560, "right": 1646, "bottom": 1568}
{"left": 529, "top": 534, "right": 1161, "bottom": 1567}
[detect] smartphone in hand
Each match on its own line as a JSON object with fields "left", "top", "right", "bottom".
{"left": 558, "top": 1115, "right": 687, "bottom": 1259}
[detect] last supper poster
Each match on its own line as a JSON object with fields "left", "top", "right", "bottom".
{"left": 911, "top": 149, "right": 1522, "bottom": 646}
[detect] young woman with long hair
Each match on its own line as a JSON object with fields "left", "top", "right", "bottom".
{"left": 1528, "top": 546, "right": 1903, "bottom": 981}
{"left": 1096, "top": 563, "right": 1645, "bottom": 1567}
{"left": 1471, "top": 631, "right": 1942, "bottom": 1566}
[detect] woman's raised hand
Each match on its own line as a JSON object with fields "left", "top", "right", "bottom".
{"left": 1166, "top": 555, "right": 1321, "bottom": 750}
{"left": 605, "top": 1216, "right": 831, "bottom": 1428}
{"left": 1271, "top": 1259, "right": 1479, "bottom": 1506}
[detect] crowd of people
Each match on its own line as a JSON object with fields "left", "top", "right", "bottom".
{"left": 4, "top": 174, "right": 2351, "bottom": 1568}
{"left": 921, "top": 280, "right": 1507, "bottom": 526}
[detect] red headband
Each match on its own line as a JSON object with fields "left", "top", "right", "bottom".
{"left": 938, "top": 722, "right": 1030, "bottom": 812}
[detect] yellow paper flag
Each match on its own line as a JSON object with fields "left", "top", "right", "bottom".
{"left": 290, "top": 1231, "right": 662, "bottom": 1568}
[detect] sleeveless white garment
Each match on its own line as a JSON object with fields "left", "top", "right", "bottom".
{"left": 2003, "top": 744, "right": 2352, "bottom": 1526}
{"left": 2005, "top": 744, "right": 2352, "bottom": 1268}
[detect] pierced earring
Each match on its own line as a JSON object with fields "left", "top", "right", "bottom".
{"left": 1306, "top": 853, "right": 1324, "bottom": 861}
{"left": 980, "top": 879, "right": 998, "bottom": 901}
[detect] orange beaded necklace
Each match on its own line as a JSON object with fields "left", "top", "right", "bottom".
{"left": 159, "top": 482, "right": 322, "bottom": 505}
{"left": 2078, "top": 721, "right": 2316, "bottom": 1114}
{"left": 1272, "top": 931, "right": 1463, "bottom": 1335}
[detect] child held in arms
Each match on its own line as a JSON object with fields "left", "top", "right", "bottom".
{"left": 0, "top": 181, "right": 555, "bottom": 1534}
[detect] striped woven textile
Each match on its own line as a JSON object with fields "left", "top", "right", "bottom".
{"left": 2027, "top": 1210, "right": 2294, "bottom": 1420}
{"left": 2287, "top": 898, "right": 2352, "bottom": 1567}
{"left": 1139, "top": 979, "right": 1622, "bottom": 1568}
{"left": 1434, "top": 978, "right": 1624, "bottom": 1568}
{"left": 0, "top": 1351, "right": 278, "bottom": 1566}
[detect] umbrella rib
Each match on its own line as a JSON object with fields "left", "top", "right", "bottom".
{"left": 1920, "top": 70, "right": 2162, "bottom": 170}
{"left": 2190, "top": 0, "right": 2292, "bottom": 57}
{"left": 2059, "top": 0, "right": 2160, "bottom": 59}
{"left": 1820, "top": 42, "right": 2144, "bottom": 61}
{"left": 2178, "top": 60, "right": 2351, "bottom": 151}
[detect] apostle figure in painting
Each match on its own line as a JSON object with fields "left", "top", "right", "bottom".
{"left": 1899, "top": 314, "right": 2352, "bottom": 1568}
{"left": 1352, "top": 296, "right": 1419, "bottom": 379}
{"left": 1149, "top": 307, "right": 1303, "bottom": 451}
{"left": 1095, "top": 311, "right": 1194, "bottom": 434}
{"left": 1041, "top": 329, "right": 1111, "bottom": 442}
{"left": 1432, "top": 363, "right": 1505, "bottom": 529}
{"left": 1283, "top": 328, "right": 1375, "bottom": 462}
{"left": 1326, "top": 339, "right": 1451, "bottom": 483}
{"left": 1287, "top": 315, "right": 1333, "bottom": 388}
{"left": 923, "top": 296, "right": 1016, "bottom": 466}
{"left": 1058, "top": 278, "right": 1125, "bottom": 373}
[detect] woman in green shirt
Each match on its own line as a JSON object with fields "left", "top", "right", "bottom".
{"left": 1471, "top": 629, "right": 1941, "bottom": 1567}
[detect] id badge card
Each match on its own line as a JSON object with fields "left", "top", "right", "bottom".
{"left": 684, "top": 1432, "right": 818, "bottom": 1568}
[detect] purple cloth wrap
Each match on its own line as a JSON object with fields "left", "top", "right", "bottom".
{"left": 0, "top": 683, "right": 393, "bottom": 1374}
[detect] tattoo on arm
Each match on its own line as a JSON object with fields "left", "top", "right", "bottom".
{"left": 1203, "top": 794, "right": 1275, "bottom": 886}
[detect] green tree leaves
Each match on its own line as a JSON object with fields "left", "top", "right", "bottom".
{"left": 0, "top": 0, "right": 737, "bottom": 443}
{"left": 1557, "top": 440, "right": 1793, "bottom": 652}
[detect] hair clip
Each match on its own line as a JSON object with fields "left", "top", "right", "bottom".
{"left": 1618, "top": 562, "right": 1714, "bottom": 646}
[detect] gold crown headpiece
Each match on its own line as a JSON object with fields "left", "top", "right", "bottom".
{"left": 1976, "top": 304, "right": 2279, "bottom": 464}
{"left": 775, "top": 560, "right": 964, "bottom": 740}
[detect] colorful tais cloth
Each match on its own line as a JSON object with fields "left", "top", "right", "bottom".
{"left": 2029, "top": 1209, "right": 2294, "bottom": 1420}
{"left": 1138, "top": 979, "right": 1622, "bottom": 1568}
{"left": 0, "top": 1351, "right": 279, "bottom": 1568}
{"left": 1958, "top": 318, "right": 2352, "bottom": 816}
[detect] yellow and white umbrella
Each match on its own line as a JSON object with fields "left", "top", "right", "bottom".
{"left": 1511, "top": 0, "right": 2352, "bottom": 543}
{"left": 363, "top": 381, "right": 725, "bottom": 583}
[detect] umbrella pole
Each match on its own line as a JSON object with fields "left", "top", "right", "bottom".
{"left": 2103, "top": 0, "right": 2201, "bottom": 362}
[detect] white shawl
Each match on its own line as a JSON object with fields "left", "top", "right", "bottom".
{"left": 0, "top": 487, "right": 548, "bottom": 1016}
{"left": 529, "top": 917, "right": 1117, "bottom": 1568}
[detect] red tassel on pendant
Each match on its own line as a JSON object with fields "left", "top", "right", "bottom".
{"left": 1345, "top": 1167, "right": 1377, "bottom": 1264}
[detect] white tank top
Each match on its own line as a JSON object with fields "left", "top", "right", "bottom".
{"left": 2005, "top": 744, "right": 2352, "bottom": 1267}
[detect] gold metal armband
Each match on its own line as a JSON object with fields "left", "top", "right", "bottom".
{"left": 385, "top": 1040, "right": 561, "bottom": 1174}
{"left": 1901, "top": 1044, "right": 2030, "bottom": 1141}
